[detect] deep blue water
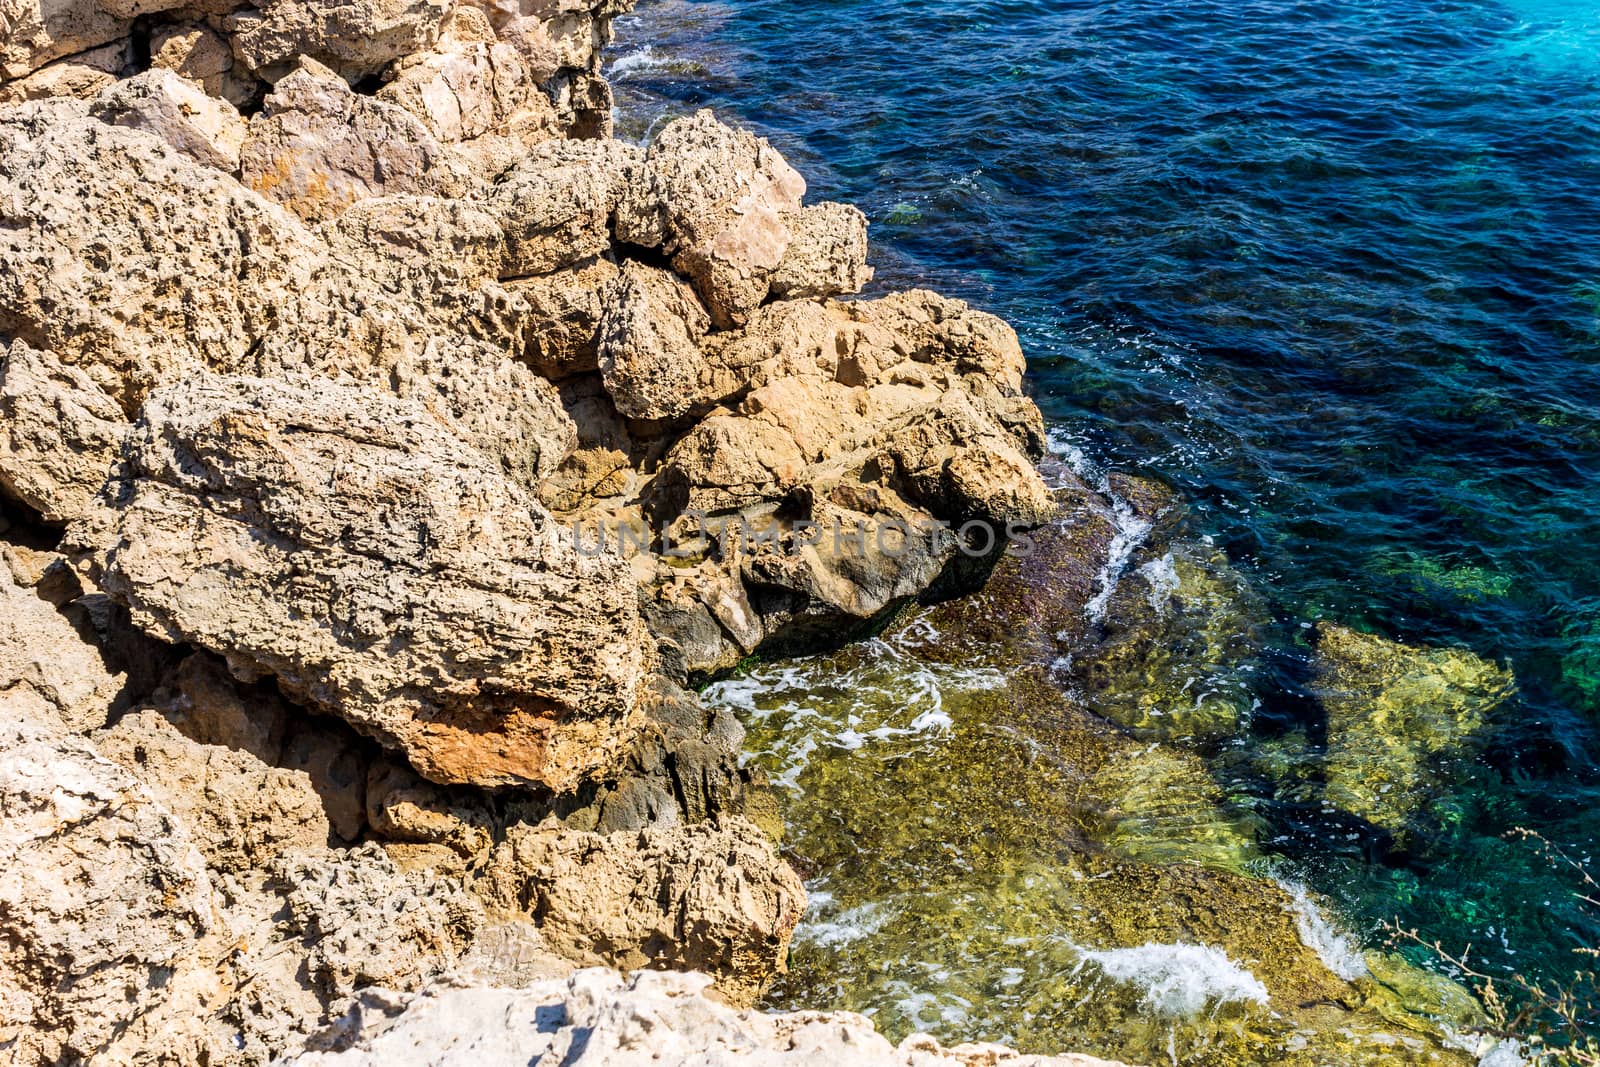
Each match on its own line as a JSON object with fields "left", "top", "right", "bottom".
{"left": 609, "top": 0, "right": 1600, "bottom": 1009}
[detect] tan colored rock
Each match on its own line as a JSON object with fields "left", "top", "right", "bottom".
{"left": 509, "top": 255, "right": 621, "bottom": 378}
{"left": 277, "top": 842, "right": 483, "bottom": 999}
{"left": 241, "top": 59, "right": 475, "bottom": 223}
{"left": 95, "top": 708, "right": 334, "bottom": 873}
{"left": 289, "top": 968, "right": 1134, "bottom": 1067}
{"left": 65, "top": 373, "right": 650, "bottom": 790}
{"left": 225, "top": 0, "right": 451, "bottom": 82}
{"left": 0, "top": 40, "right": 125, "bottom": 104}
{"left": 598, "top": 260, "right": 712, "bottom": 420}
{"left": 0, "top": 717, "right": 231, "bottom": 1067}
{"left": 478, "top": 816, "right": 805, "bottom": 1007}
{"left": 366, "top": 757, "right": 493, "bottom": 857}
{"left": 771, "top": 201, "right": 873, "bottom": 300}
{"left": 618, "top": 109, "right": 806, "bottom": 327}
{"left": 378, "top": 7, "right": 558, "bottom": 150}
{"left": 0, "top": 557, "right": 131, "bottom": 733}
{"left": 0, "top": 0, "right": 126, "bottom": 82}
{"left": 487, "top": 139, "right": 640, "bottom": 277}
{"left": 0, "top": 340, "right": 126, "bottom": 524}
{"left": 92, "top": 67, "right": 247, "bottom": 172}
{"left": 149, "top": 23, "right": 241, "bottom": 100}
{"left": 0, "top": 96, "right": 326, "bottom": 411}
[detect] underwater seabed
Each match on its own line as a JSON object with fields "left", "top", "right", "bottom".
{"left": 706, "top": 465, "right": 1527, "bottom": 1067}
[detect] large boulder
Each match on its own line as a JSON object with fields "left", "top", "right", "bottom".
{"left": 240, "top": 58, "right": 474, "bottom": 224}
{"left": 477, "top": 817, "right": 805, "bottom": 1007}
{"left": 65, "top": 373, "right": 651, "bottom": 790}
{"left": 617, "top": 110, "right": 807, "bottom": 328}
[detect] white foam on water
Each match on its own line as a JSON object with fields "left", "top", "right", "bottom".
{"left": 800, "top": 900, "right": 888, "bottom": 949}
{"left": 702, "top": 630, "right": 1006, "bottom": 789}
{"left": 1076, "top": 942, "right": 1269, "bottom": 1016}
{"left": 1138, "top": 551, "right": 1181, "bottom": 614}
{"left": 1046, "top": 427, "right": 1155, "bottom": 625}
{"left": 1281, "top": 883, "right": 1370, "bottom": 981}
{"left": 1084, "top": 494, "right": 1154, "bottom": 626}
{"left": 607, "top": 46, "right": 670, "bottom": 79}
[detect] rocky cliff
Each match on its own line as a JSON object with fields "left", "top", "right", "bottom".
{"left": 0, "top": 1, "right": 1105, "bottom": 1064}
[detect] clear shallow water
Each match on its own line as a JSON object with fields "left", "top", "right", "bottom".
{"left": 609, "top": 0, "right": 1600, "bottom": 1049}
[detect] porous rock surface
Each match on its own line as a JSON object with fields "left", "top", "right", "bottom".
{"left": 291, "top": 969, "right": 1132, "bottom": 1067}
{"left": 0, "top": 1, "right": 1081, "bottom": 1063}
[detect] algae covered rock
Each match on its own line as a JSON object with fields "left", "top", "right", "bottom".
{"left": 1312, "top": 623, "right": 1515, "bottom": 839}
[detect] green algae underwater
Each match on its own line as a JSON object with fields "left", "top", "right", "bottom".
{"left": 706, "top": 467, "right": 1532, "bottom": 1065}
{"left": 611, "top": 0, "right": 1600, "bottom": 1060}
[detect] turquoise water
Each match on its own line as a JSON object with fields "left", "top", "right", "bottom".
{"left": 609, "top": 0, "right": 1600, "bottom": 1031}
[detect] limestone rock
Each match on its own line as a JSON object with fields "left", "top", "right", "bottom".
{"left": 92, "top": 67, "right": 247, "bottom": 172}
{"left": 487, "top": 139, "right": 640, "bottom": 277}
{"left": 598, "top": 259, "right": 712, "bottom": 421}
{"left": 0, "top": 40, "right": 126, "bottom": 104}
{"left": 0, "top": 718, "right": 230, "bottom": 1067}
{"left": 477, "top": 817, "right": 804, "bottom": 1007}
{"left": 225, "top": 0, "right": 451, "bottom": 83}
{"left": 241, "top": 59, "right": 474, "bottom": 223}
{"left": 65, "top": 373, "right": 650, "bottom": 790}
{"left": 148, "top": 23, "right": 243, "bottom": 102}
{"left": 289, "top": 968, "right": 1132, "bottom": 1067}
{"left": 378, "top": 8, "right": 558, "bottom": 149}
{"left": 618, "top": 109, "right": 806, "bottom": 327}
{"left": 771, "top": 201, "right": 873, "bottom": 300}
{"left": 0, "top": 554, "right": 137, "bottom": 732}
{"left": 0, "top": 340, "right": 126, "bottom": 524}
{"left": 276, "top": 843, "right": 483, "bottom": 999}
{"left": 1312, "top": 624, "right": 1515, "bottom": 838}
{"left": 95, "top": 707, "right": 334, "bottom": 873}
{"left": 0, "top": 0, "right": 127, "bottom": 82}
{"left": 0, "top": 97, "right": 326, "bottom": 411}
{"left": 510, "top": 255, "right": 621, "bottom": 378}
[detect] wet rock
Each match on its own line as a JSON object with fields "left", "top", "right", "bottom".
{"left": 1311, "top": 623, "right": 1515, "bottom": 839}
{"left": 477, "top": 816, "right": 805, "bottom": 1007}
{"left": 289, "top": 968, "right": 1130, "bottom": 1066}
{"left": 92, "top": 67, "right": 247, "bottom": 172}
{"left": 64, "top": 373, "right": 650, "bottom": 790}
{"left": 0, "top": 340, "right": 126, "bottom": 524}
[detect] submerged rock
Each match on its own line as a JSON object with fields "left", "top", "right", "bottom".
{"left": 1311, "top": 623, "right": 1515, "bottom": 840}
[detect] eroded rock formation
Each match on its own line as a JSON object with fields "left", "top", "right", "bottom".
{"left": 0, "top": 0, "right": 1078, "bottom": 1063}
